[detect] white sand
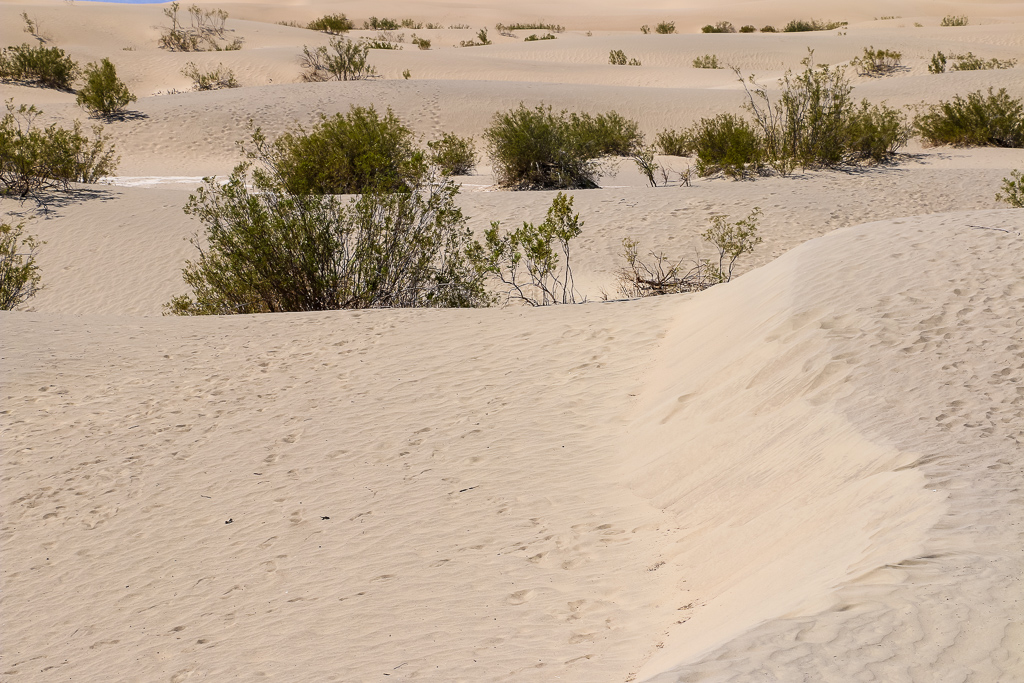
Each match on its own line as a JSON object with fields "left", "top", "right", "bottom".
{"left": 2, "top": 1, "right": 1023, "bottom": 681}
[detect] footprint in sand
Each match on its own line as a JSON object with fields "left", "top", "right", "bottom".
{"left": 507, "top": 589, "right": 534, "bottom": 605}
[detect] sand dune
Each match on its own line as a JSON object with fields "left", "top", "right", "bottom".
{"left": 2, "top": 1, "right": 1023, "bottom": 681}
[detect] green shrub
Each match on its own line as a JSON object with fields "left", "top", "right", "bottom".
{"left": 76, "top": 58, "right": 136, "bottom": 118}
{"left": 264, "top": 106, "right": 424, "bottom": 195}
{"left": 655, "top": 129, "right": 690, "bottom": 156}
{"left": 484, "top": 104, "right": 640, "bottom": 189}
{"left": 951, "top": 52, "right": 1017, "bottom": 71}
{"left": 182, "top": 61, "right": 238, "bottom": 90}
{"left": 460, "top": 28, "right": 492, "bottom": 47}
{"left": 169, "top": 166, "right": 488, "bottom": 314}
{"left": 685, "top": 113, "right": 762, "bottom": 178}
{"left": 0, "top": 44, "right": 79, "bottom": 90}
{"left": 159, "top": 2, "right": 241, "bottom": 51}
{"left": 995, "top": 169, "right": 1023, "bottom": 207}
{"left": 850, "top": 46, "right": 902, "bottom": 76}
{"left": 0, "top": 102, "right": 119, "bottom": 197}
{"left": 640, "top": 25, "right": 650, "bottom": 34}
{"left": 609, "top": 49, "right": 640, "bottom": 66}
{"left": 364, "top": 32, "right": 404, "bottom": 50}
{"left": 363, "top": 17, "right": 400, "bottom": 30}
{"left": 411, "top": 35, "right": 431, "bottom": 49}
{"left": 692, "top": 54, "right": 721, "bottom": 69}
{"left": 702, "top": 21, "right": 735, "bottom": 33}
{"left": 760, "top": 25, "right": 777, "bottom": 33}
{"left": 0, "top": 221, "right": 43, "bottom": 310}
{"left": 739, "top": 25, "right": 757, "bottom": 33}
{"left": 656, "top": 21, "right": 676, "bottom": 34}
{"left": 703, "top": 208, "right": 762, "bottom": 281}
{"left": 495, "top": 22, "right": 565, "bottom": 33}
{"left": 783, "top": 19, "right": 846, "bottom": 32}
{"left": 845, "top": 100, "right": 911, "bottom": 162}
{"left": 914, "top": 88, "right": 1024, "bottom": 147}
{"left": 476, "top": 192, "right": 582, "bottom": 305}
{"left": 427, "top": 132, "right": 477, "bottom": 175}
{"left": 300, "top": 37, "right": 376, "bottom": 81}
{"left": 524, "top": 33, "right": 556, "bottom": 41}
{"left": 940, "top": 15, "right": 968, "bottom": 26}
{"left": 401, "top": 19, "right": 423, "bottom": 29}
{"left": 928, "top": 51, "right": 948, "bottom": 74}
{"left": 307, "top": 13, "right": 353, "bottom": 34}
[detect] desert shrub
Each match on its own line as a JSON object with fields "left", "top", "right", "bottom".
{"left": 631, "top": 144, "right": 659, "bottom": 186}
{"left": 159, "top": 2, "right": 241, "bottom": 51}
{"left": 640, "top": 25, "right": 650, "bottom": 34}
{"left": 702, "top": 22, "right": 735, "bottom": 33}
{"left": 495, "top": 22, "right": 565, "bottom": 33}
{"left": 609, "top": 49, "right": 640, "bottom": 66}
{"left": 783, "top": 19, "right": 846, "bottom": 32}
{"left": 940, "top": 15, "right": 968, "bottom": 27}
{"left": 914, "top": 88, "right": 1024, "bottom": 147}
{"left": 76, "top": 59, "right": 136, "bottom": 118}
{"left": 411, "top": 35, "right": 431, "bottom": 49}
{"left": 951, "top": 52, "right": 1017, "bottom": 71}
{"left": 182, "top": 61, "right": 238, "bottom": 90}
{"left": 427, "top": 132, "right": 476, "bottom": 175}
{"left": 845, "top": 100, "right": 911, "bottom": 162}
{"left": 524, "top": 33, "right": 556, "bottom": 41}
{"left": 475, "top": 192, "right": 582, "bottom": 305}
{"left": 928, "top": 51, "right": 948, "bottom": 74}
{"left": 692, "top": 54, "right": 721, "bottom": 69}
{"left": 685, "top": 113, "right": 762, "bottom": 178}
{"left": 403, "top": 69, "right": 411, "bottom": 79}
{"left": 739, "top": 25, "right": 756, "bottom": 33}
{"left": 760, "top": 25, "right": 777, "bottom": 33}
{"left": 995, "top": 169, "right": 1024, "bottom": 207}
{"left": 616, "top": 238, "right": 722, "bottom": 297}
{"left": 850, "top": 46, "right": 902, "bottom": 76}
{"left": 401, "top": 19, "right": 423, "bottom": 29}
{"left": 485, "top": 104, "right": 640, "bottom": 189}
{"left": 460, "top": 29, "right": 492, "bottom": 47}
{"left": 363, "top": 17, "right": 400, "bottom": 30}
{"left": 264, "top": 106, "right": 424, "bottom": 195}
{"left": 307, "top": 13, "right": 353, "bottom": 34}
{"left": 0, "top": 222, "right": 43, "bottom": 310}
{"left": 0, "top": 44, "right": 79, "bottom": 90}
{"left": 656, "top": 21, "right": 676, "bottom": 34}
{"left": 364, "top": 32, "right": 404, "bottom": 49}
{"left": 0, "top": 102, "right": 118, "bottom": 197}
{"left": 300, "top": 37, "right": 375, "bottom": 81}
{"left": 703, "top": 208, "right": 762, "bottom": 281}
{"left": 169, "top": 164, "right": 488, "bottom": 314}
{"left": 655, "top": 129, "right": 690, "bottom": 156}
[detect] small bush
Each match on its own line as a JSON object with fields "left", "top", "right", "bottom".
{"left": 182, "top": 61, "right": 238, "bottom": 90}
{"left": 760, "top": 25, "right": 777, "bottom": 33}
{"left": 159, "top": 2, "right": 240, "bottom": 52}
{"left": 76, "top": 58, "right": 136, "bottom": 118}
{"left": 524, "top": 33, "right": 556, "bottom": 41}
{"left": 655, "top": 129, "right": 690, "bottom": 156}
{"left": 703, "top": 208, "right": 762, "bottom": 281}
{"left": 702, "top": 21, "right": 735, "bottom": 33}
{"left": 477, "top": 192, "right": 582, "bottom": 305}
{"left": 411, "top": 35, "right": 431, "bottom": 49}
{"left": 928, "top": 51, "right": 948, "bottom": 74}
{"left": 307, "top": 13, "right": 354, "bottom": 34}
{"left": 0, "top": 222, "right": 43, "bottom": 310}
{"left": 914, "top": 88, "right": 1024, "bottom": 147}
{"left": 364, "top": 32, "right": 404, "bottom": 50}
{"left": 427, "top": 132, "right": 477, "bottom": 175}
{"left": 850, "top": 46, "right": 902, "bottom": 76}
{"left": 616, "top": 238, "right": 722, "bottom": 297}
{"left": 265, "top": 106, "right": 424, "bottom": 195}
{"left": 300, "top": 37, "right": 376, "bottom": 81}
{"left": 685, "top": 113, "right": 762, "bottom": 178}
{"left": 640, "top": 25, "right": 650, "bottom": 34}
{"left": 0, "top": 44, "right": 79, "bottom": 90}
{"left": 363, "top": 17, "right": 400, "bottom": 30}
{"left": 940, "top": 15, "right": 968, "bottom": 27}
{"left": 572, "top": 111, "right": 643, "bottom": 156}
{"left": 0, "top": 102, "right": 119, "bottom": 197}
{"left": 845, "top": 100, "right": 911, "bottom": 163}
{"left": 656, "top": 21, "right": 676, "bottom": 34}
{"left": 783, "top": 19, "right": 846, "bottom": 32}
{"left": 995, "top": 169, "right": 1023, "bottom": 207}
{"left": 739, "top": 25, "right": 757, "bottom": 33}
{"left": 495, "top": 22, "right": 565, "bottom": 33}
{"left": 692, "top": 54, "right": 721, "bottom": 69}
{"left": 950, "top": 52, "right": 1017, "bottom": 71}
{"left": 609, "top": 49, "right": 640, "bottom": 66}
{"left": 460, "top": 28, "right": 492, "bottom": 47}
{"left": 401, "top": 19, "right": 423, "bottom": 29}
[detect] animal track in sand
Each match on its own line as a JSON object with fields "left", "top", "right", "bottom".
{"left": 507, "top": 589, "right": 534, "bottom": 605}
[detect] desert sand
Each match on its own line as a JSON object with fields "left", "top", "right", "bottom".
{"left": 1, "top": 1, "right": 1023, "bottom": 681}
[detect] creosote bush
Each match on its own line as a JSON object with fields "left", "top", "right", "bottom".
{"left": 609, "top": 49, "right": 641, "bottom": 66}
{"left": 182, "top": 61, "right": 238, "bottom": 90}
{"left": 914, "top": 88, "right": 1024, "bottom": 147}
{"left": 739, "top": 25, "right": 756, "bottom": 33}
{"left": 850, "top": 46, "right": 902, "bottom": 76}
{"left": 159, "top": 2, "right": 241, "bottom": 51}
{"left": 783, "top": 19, "right": 846, "bottom": 32}
{"left": 656, "top": 21, "right": 676, "bottom": 34}
{"left": 940, "top": 15, "right": 968, "bottom": 27}
{"left": 0, "top": 44, "right": 79, "bottom": 90}
{"left": 363, "top": 17, "right": 401, "bottom": 30}
{"left": 76, "top": 58, "right": 136, "bottom": 118}
{"left": 266, "top": 105, "right": 424, "bottom": 195}
{"left": 524, "top": 33, "right": 556, "bottom": 41}
{"left": 702, "top": 21, "right": 735, "bottom": 33}
{"left": 427, "top": 133, "right": 477, "bottom": 175}
{"left": 0, "top": 221, "right": 43, "bottom": 310}
{"left": 655, "top": 129, "right": 690, "bottom": 156}
{"left": 703, "top": 207, "right": 763, "bottom": 281}
{"left": 685, "top": 113, "right": 762, "bottom": 178}
{"left": 495, "top": 22, "right": 565, "bottom": 33}
{"left": 928, "top": 51, "right": 1016, "bottom": 73}
{"left": 995, "top": 169, "right": 1023, "bottom": 207}
{"left": 307, "top": 13, "right": 354, "bottom": 34}
{"left": 692, "top": 54, "right": 721, "bottom": 69}
{"left": 460, "top": 29, "right": 491, "bottom": 47}
{"left": 1, "top": 101, "right": 119, "bottom": 197}
{"left": 760, "top": 25, "right": 777, "bottom": 33}
{"left": 300, "top": 37, "right": 375, "bottom": 81}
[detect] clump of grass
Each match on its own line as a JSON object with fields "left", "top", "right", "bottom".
{"left": 914, "top": 88, "right": 1024, "bottom": 147}
{"left": 940, "top": 15, "right": 968, "bottom": 26}
{"left": 655, "top": 21, "right": 676, "bottom": 34}
{"left": 783, "top": 19, "right": 847, "bottom": 32}
{"left": 307, "top": 14, "right": 353, "bottom": 34}
{"left": 995, "top": 169, "right": 1023, "bottom": 207}
{"left": 524, "top": 33, "right": 556, "bottom": 41}
{"left": 609, "top": 49, "right": 641, "bottom": 66}
{"left": 850, "top": 46, "right": 902, "bottom": 76}
{"left": 692, "top": 54, "right": 722, "bottom": 69}
{"left": 702, "top": 21, "right": 735, "bottom": 33}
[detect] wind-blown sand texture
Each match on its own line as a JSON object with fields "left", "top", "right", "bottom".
{"left": 2, "top": 1, "right": 1023, "bottom": 681}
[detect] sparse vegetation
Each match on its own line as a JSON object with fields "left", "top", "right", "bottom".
{"left": 307, "top": 13, "right": 354, "bottom": 34}
{"left": 411, "top": 34, "right": 431, "bottom": 49}
{"left": 181, "top": 61, "right": 238, "bottom": 90}
{"left": 364, "top": 32, "right": 404, "bottom": 50}
{"left": 427, "top": 133, "right": 477, "bottom": 175}
{"left": 995, "top": 169, "right": 1023, "bottom": 207}
{"left": 656, "top": 21, "right": 676, "bottom": 34}
{"left": 739, "top": 25, "right": 756, "bottom": 33}
{"left": 495, "top": 22, "right": 565, "bottom": 33}
{"left": 914, "top": 88, "right": 1024, "bottom": 148}
{"left": 363, "top": 17, "right": 401, "bottom": 30}
{"left": 524, "top": 33, "right": 556, "bottom": 41}
{"left": 159, "top": 2, "right": 242, "bottom": 51}
{"left": 640, "top": 25, "right": 650, "bottom": 34}
{"left": 929, "top": 51, "right": 1017, "bottom": 73}
{"left": 460, "top": 29, "right": 492, "bottom": 47}
{"left": 0, "top": 101, "right": 118, "bottom": 197}
{"left": 0, "top": 44, "right": 79, "bottom": 90}
{"left": 609, "top": 49, "right": 641, "bottom": 66}
{"left": 850, "top": 46, "right": 902, "bottom": 76}
{"left": 0, "top": 221, "right": 43, "bottom": 310}
{"left": 783, "top": 19, "right": 847, "bottom": 32}
{"left": 76, "top": 58, "right": 136, "bottom": 118}
{"left": 702, "top": 21, "right": 735, "bottom": 34}
{"left": 940, "top": 15, "right": 968, "bottom": 27}
{"left": 692, "top": 54, "right": 722, "bottom": 69}
{"left": 703, "top": 208, "right": 763, "bottom": 281}
{"left": 300, "top": 36, "right": 376, "bottom": 81}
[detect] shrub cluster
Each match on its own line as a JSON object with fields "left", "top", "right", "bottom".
{"left": 159, "top": 2, "right": 242, "bottom": 51}
{"left": 692, "top": 54, "right": 721, "bottom": 69}
{"left": 928, "top": 51, "right": 1017, "bottom": 73}
{"left": 609, "top": 49, "right": 641, "bottom": 66}
{"left": 76, "top": 59, "right": 136, "bottom": 118}
{"left": 783, "top": 19, "right": 846, "bottom": 32}
{"left": 307, "top": 14, "right": 354, "bottom": 34}
{"left": 940, "top": 15, "right": 968, "bottom": 27}
{"left": 365, "top": 32, "right": 405, "bottom": 50}
{"left": 850, "top": 46, "right": 902, "bottom": 76}
{"left": 0, "top": 221, "right": 43, "bottom": 310}
{"left": 760, "top": 25, "right": 778, "bottom": 32}
{"left": 1, "top": 102, "right": 119, "bottom": 197}
{"left": 655, "top": 129, "right": 689, "bottom": 156}
{"left": 702, "top": 21, "right": 735, "bottom": 33}
{"left": 0, "top": 44, "right": 79, "bottom": 90}
{"left": 656, "top": 21, "right": 676, "bottom": 34}
{"left": 182, "top": 61, "right": 238, "bottom": 90}
{"left": 411, "top": 35, "right": 431, "bottom": 49}
{"left": 483, "top": 104, "right": 641, "bottom": 188}
{"left": 495, "top": 22, "right": 565, "bottom": 33}
{"left": 524, "top": 33, "right": 556, "bottom": 41}
{"left": 427, "top": 133, "right": 476, "bottom": 175}
{"left": 300, "top": 37, "right": 376, "bottom": 81}
{"left": 914, "top": 88, "right": 1024, "bottom": 147}
{"left": 363, "top": 17, "right": 401, "bottom": 30}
